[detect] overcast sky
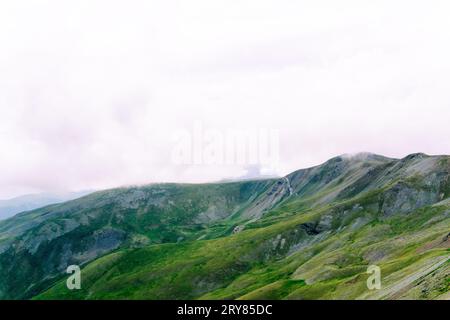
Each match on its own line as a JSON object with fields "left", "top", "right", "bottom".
{"left": 1, "top": 1, "right": 450, "bottom": 199}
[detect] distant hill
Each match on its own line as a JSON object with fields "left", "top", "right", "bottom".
{"left": 0, "top": 153, "right": 448, "bottom": 300}
{"left": 0, "top": 191, "right": 94, "bottom": 220}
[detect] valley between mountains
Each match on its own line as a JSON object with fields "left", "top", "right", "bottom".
{"left": 0, "top": 152, "right": 448, "bottom": 300}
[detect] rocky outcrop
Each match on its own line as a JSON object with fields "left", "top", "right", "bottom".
{"left": 381, "top": 182, "right": 440, "bottom": 216}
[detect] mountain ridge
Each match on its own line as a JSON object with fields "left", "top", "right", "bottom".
{"left": 0, "top": 152, "right": 448, "bottom": 300}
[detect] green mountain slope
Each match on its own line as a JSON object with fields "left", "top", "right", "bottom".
{"left": 1, "top": 153, "right": 449, "bottom": 299}
{"left": 37, "top": 203, "right": 450, "bottom": 300}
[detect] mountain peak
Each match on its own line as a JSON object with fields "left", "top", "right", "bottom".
{"left": 401, "top": 152, "right": 429, "bottom": 161}
{"left": 335, "top": 152, "right": 392, "bottom": 163}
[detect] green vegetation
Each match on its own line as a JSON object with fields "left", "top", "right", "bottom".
{"left": 0, "top": 152, "right": 448, "bottom": 300}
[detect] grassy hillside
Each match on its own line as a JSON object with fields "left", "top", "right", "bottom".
{"left": 0, "top": 180, "right": 278, "bottom": 299}
{"left": 36, "top": 194, "right": 450, "bottom": 300}
{"left": 0, "top": 152, "right": 449, "bottom": 299}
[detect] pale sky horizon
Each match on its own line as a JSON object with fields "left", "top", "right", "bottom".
{"left": 1, "top": 1, "right": 450, "bottom": 199}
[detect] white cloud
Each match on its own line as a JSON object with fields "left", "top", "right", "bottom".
{"left": 1, "top": 0, "right": 450, "bottom": 198}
